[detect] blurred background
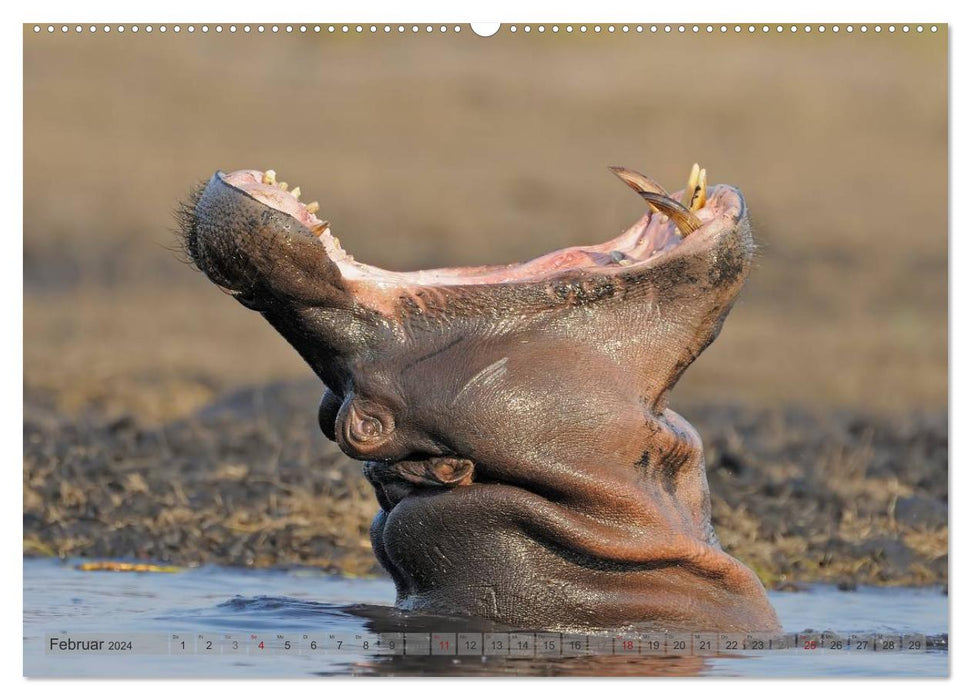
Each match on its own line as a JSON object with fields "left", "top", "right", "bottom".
{"left": 25, "top": 26, "right": 946, "bottom": 422}
{"left": 23, "top": 26, "right": 948, "bottom": 583}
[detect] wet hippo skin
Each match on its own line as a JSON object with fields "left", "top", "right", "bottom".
{"left": 180, "top": 164, "right": 780, "bottom": 632}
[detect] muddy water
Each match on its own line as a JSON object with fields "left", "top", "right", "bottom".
{"left": 23, "top": 559, "right": 947, "bottom": 677}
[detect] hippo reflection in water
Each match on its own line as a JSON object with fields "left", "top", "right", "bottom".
{"left": 180, "top": 163, "right": 780, "bottom": 633}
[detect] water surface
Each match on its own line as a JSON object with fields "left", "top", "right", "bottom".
{"left": 23, "top": 558, "right": 947, "bottom": 677}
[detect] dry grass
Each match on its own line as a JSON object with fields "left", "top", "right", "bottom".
{"left": 24, "top": 382, "right": 380, "bottom": 574}
{"left": 24, "top": 381, "right": 947, "bottom": 587}
{"left": 698, "top": 403, "right": 947, "bottom": 587}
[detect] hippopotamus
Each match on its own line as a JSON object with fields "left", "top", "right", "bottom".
{"left": 180, "top": 163, "right": 780, "bottom": 633}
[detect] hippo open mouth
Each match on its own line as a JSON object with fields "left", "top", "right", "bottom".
{"left": 202, "top": 165, "right": 739, "bottom": 292}
{"left": 181, "top": 163, "right": 778, "bottom": 633}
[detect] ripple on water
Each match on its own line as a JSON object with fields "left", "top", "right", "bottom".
{"left": 23, "top": 559, "right": 948, "bottom": 677}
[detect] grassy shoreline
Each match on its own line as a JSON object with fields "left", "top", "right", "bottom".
{"left": 23, "top": 380, "right": 947, "bottom": 590}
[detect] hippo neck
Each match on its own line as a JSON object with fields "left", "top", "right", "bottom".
{"left": 371, "top": 410, "right": 777, "bottom": 631}
{"left": 494, "top": 408, "right": 720, "bottom": 561}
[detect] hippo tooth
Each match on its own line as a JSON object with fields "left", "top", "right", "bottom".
{"left": 608, "top": 166, "right": 671, "bottom": 214}
{"left": 306, "top": 201, "right": 320, "bottom": 215}
{"left": 694, "top": 168, "right": 707, "bottom": 210}
{"left": 262, "top": 169, "right": 277, "bottom": 186}
{"left": 640, "top": 192, "right": 702, "bottom": 237}
{"left": 609, "top": 165, "right": 702, "bottom": 235}
{"left": 291, "top": 186, "right": 301, "bottom": 200}
{"left": 279, "top": 182, "right": 289, "bottom": 191}
{"left": 682, "top": 163, "right": 701, "bottom": 208}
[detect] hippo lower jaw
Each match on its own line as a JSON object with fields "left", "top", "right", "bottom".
{"left": 181, "top": 163, "right": 780, "bottom": 633}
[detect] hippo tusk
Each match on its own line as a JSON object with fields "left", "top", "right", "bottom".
{"left": 683, "top": 163, "right": 709, "bottom": 212}
{"left": 639, "top": 191, "right": 703, "bottom": 237}
{"left": 608, "top": 165, "right": 672, "bottom": 209}
{"left": 695, "top": 167, "right": 708, "bottom": 210}
{"left": 682, "top": 162, "right": 701, "bottom": 207}
{"left": 609, "top": 165, "right": 703, "bottom": 236}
